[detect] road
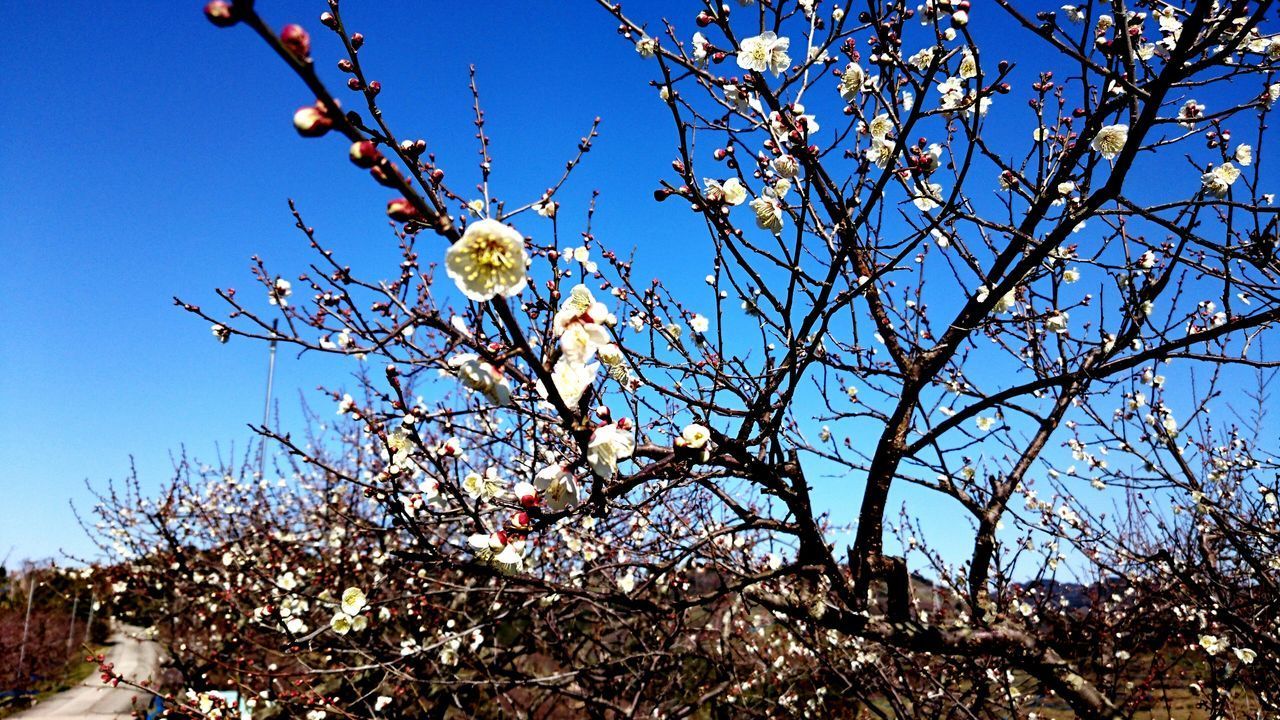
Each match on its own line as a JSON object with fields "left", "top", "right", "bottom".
{"left": 12, "top": 625, "right": 160, "bottom": 720}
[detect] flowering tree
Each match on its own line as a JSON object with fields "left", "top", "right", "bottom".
{"left": 95, "top": 0, "right": 1280, "bottom": 717}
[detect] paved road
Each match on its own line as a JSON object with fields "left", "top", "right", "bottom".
{"left": 13, "top": 625, "right": 160, "bottom": 720}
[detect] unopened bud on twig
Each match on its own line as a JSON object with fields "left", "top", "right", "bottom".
{"left": 371, "top": 161, "right": 405, "bottom": 188}
{"left": 386, "top": 198, "right": 421, "bottom": 222}
{"left": 204, "top": 1, "right": 237, "bottom": 27}
{"left": 281, "top": 24, "right": 312, "bottom": 60}
{"left": 349, "top": 140, "right": 380, "bottom": 168}
{"left": 293, "top": 104, "right": 333, "bottom": 137}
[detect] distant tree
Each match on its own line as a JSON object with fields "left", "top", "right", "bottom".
{"left": 98, "top": 1, "right": 1280, "bottom": 717}
{"left": 0, "top": 563, "right": 103, "bottom": 696}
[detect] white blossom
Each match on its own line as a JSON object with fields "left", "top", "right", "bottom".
{"left": 546, "top": 358, "right": 599, "bottom": 406}
{"left": 448, "top": 353, "right": 513, "bottom": 406}
{"left": 1201, "top": 162, "right": 1241, "bottom": 198}
{"left": 534, "top": 463, "right": 580, "bottom": 511}
{"left": 737, "top": 32, "right": 791, "bottom": 76}
{"left": 587, "top": 421, "right": 636, "bottom": 480}
{"left": 1090, "top": 124, "right": 1128, "bottom": 160}
{"left": 839, "top": 62, "right": 865, "bottom": 100}
{"left": 750, "top": 195, "right": 784, "bottom": 232}
{"left": 679, "top": 423, "right": 711, "bottom": 450}
{"left": 444, "top": 218, "right": 529, "bottom": 301}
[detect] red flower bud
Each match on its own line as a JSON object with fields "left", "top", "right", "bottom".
{"left": 292, "top": 105, "right": 332, "bottom": 137}
{"left": 281, "top": 24, "right": 311, "bottom": 60}
{"left": 349, "top": 140, "right": 379, "bottom": 168}
{"left": 204, "top": 1, "right": 237, "bottom": 27}
{"left": 386, "top": 198, "right": 421, "bottom": 222}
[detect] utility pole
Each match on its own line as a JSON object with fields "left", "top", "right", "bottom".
{"left": 17, "top": 573, "right": 37, "bottom": 682}
{"left": 84, "top": 595, "right": 97, "bottom": 647}
{"left": 67, "top": 592, "right": 79, "bottom": 653}
{"left": 258, "top": 318, "right": 279, "bottom": 479}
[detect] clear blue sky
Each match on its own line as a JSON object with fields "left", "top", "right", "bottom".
{"left": 0, "top": 1, "right": 690, "bottom": 562}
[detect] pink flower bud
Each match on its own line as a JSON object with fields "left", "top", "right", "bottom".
{"left": 204, "top": 1, "right": 237, "bottom": 27}
{"left": 292, "top": 105, "right": 332, "bottom": 137}
{"left": 386, "top": 198, "right": 421, "bottom": 222}
{"left": 349, "top": 140, "right": 380, "bottom": 168}
{"left": 280, "top": 24, "right": 311, "bottom": 60}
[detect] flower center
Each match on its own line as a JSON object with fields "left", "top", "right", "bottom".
{"left": 471, "top": 235, "right": 513, "bottom": 275}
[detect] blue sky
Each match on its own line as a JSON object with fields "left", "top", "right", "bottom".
{"left": 3, "top": 2, "right": 1273, "bottom": 576}
{"left": 0, "top": 1, "right": 683, "bottom": 562}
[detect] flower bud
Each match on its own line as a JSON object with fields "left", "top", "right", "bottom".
{"left": 292, "top": 105, "right": 332, "bottom": 137}
{"left": 349, "top": 140, "right": 379, "bottom": 168}
{"left": 386, "top": 198, "right": 421, "bottom": 222}
{"left": 204, "top": 1, "right": 237, "bottom": 27}
{"left": 319, "top": 11, "right": 336, "bottom": 29}
{"left": 280, "top": 24, "right": 311, "bottom": 60}
{"left": 371, "top": 162, "right": 404, "bottom": 187}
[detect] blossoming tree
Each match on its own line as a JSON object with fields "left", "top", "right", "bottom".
{"left": 96, "top": 0, "right": 1280, "bottom": 717}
